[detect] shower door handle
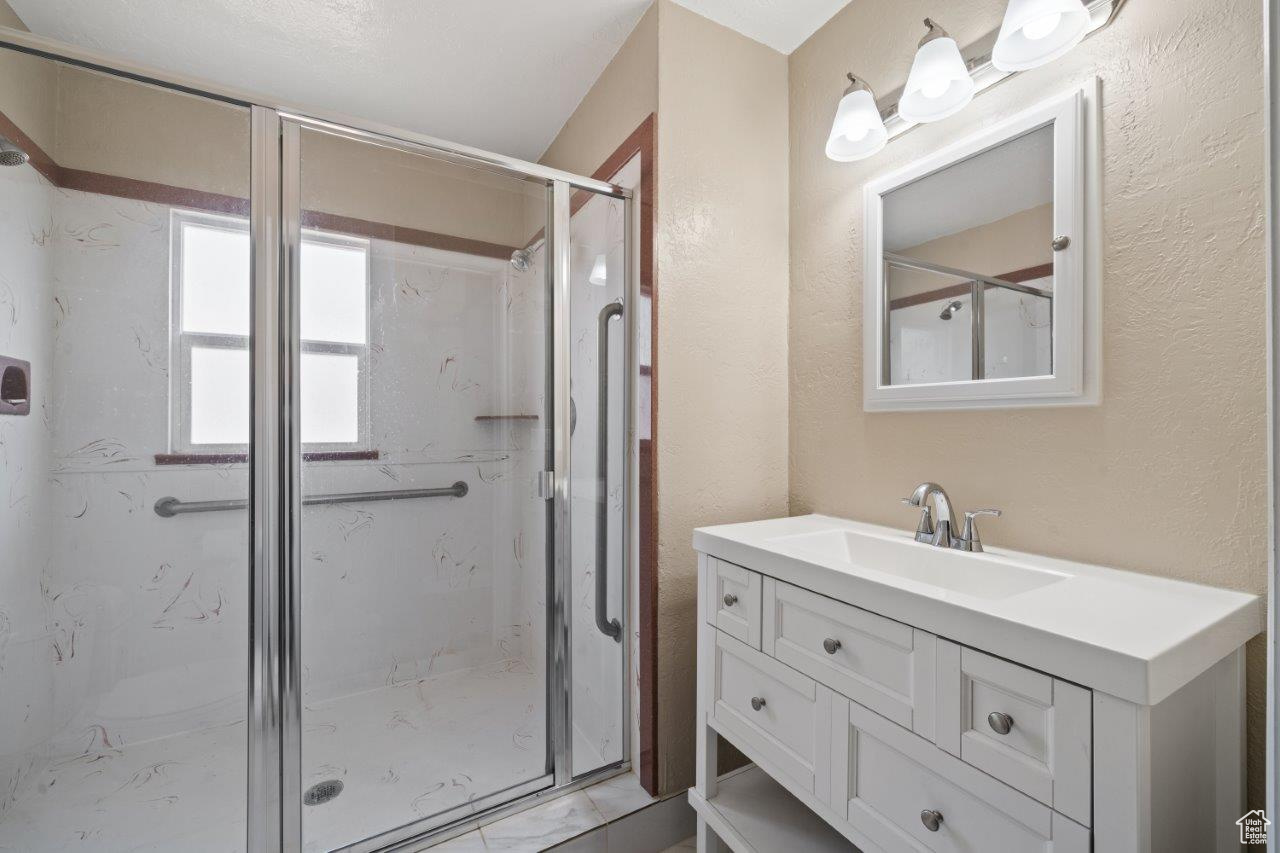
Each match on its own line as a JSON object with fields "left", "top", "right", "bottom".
{"left": 595, "top": 300, "right": 624, "bottom": 643}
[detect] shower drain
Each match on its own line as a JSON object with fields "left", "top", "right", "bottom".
{"left": 304, "top": 779, "right": 344, "bottom": 806}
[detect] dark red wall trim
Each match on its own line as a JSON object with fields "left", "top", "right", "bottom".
{"left": 60, "top": 168, "right": 250, "bottom": 215}
{"left": 0, "top": 107, "right": 517, "bottom": 260}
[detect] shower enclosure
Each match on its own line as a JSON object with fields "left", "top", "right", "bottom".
{"left": 0, "top": 32, "right": 634, "bottom": 853}
{"left": 884, "top": 254, "right": 1053, "bottom": 385}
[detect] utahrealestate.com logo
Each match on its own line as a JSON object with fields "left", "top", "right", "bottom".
{"left": 1238, "top": 810, "right": 1270, "bottom": 845}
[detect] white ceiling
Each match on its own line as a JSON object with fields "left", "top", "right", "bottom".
{"left": 8, "top": 0, "right": 854, "bottom": 163}
{"left": 673, "top": 0, "right": 854, "bottom": 54}
{"left": 7, "top": 0, "right": 652, "bottom": 162}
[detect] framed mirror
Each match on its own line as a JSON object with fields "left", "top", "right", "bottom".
{"left": 863, "top": 80, "right": 1100, "bottom": 411}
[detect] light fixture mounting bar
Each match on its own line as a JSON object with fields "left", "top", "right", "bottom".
{"left": 875, "top": 0, "right": 1125, "bottom": 138}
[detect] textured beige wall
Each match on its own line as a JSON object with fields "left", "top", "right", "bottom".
{"left": 790, "top": 0, "right": 1268, "bottom": 805}
{"left": 903, "top": 204, "right": 1053, "bottom": 275}
{"left": 299, "top": 130, "right": 544, "bottom": 248}
{"left": 0, "top": 0, "right": 21, "bottom": 28}
{"left": 539, "top": 3, "right": 656, "bottom": 175}
{"left": 53, "top": 65, "right": 250, "bottom": 196}
{"left": 0, "top": 48, "right": 540, "bottom": 248}
{"left": 892, "top": 204, "right": 1054, "bottom": 299}
{"left": 656, "top": 0, "right": 789, "bottom": 793}
{"left": 0, "top": 1, "right": 56, "bottom": 155}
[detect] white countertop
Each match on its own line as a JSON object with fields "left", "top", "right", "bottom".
{"left": 693, "top": 514, "right": 1263, "bottom": 705}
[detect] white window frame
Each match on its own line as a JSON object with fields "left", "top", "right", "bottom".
{"left": 862, "top": 79, "right": 1101, "bottom": 411}
{"left": 168, "top": 209, "right": 372, "bottom": 454}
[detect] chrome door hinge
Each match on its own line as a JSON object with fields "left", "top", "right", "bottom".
{"left": 537, "top": 470, "right": 555, "bottom": 500}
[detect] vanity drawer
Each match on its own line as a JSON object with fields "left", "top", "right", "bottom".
{"left": 937, "top": 641, "right": 1091, "bottom": 826}
{"left": 705, "top": 557, "right": 762, "bottom": 648}
{"left": 711, "top": 630, "right": 834, "bottom": 797}
{"left": 835, "top": 697, "right": 1089, "bottom": 853}
{"left": 764, "top": 578, "right": 936, "bottom": 739}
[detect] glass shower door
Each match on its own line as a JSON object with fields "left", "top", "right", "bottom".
{"left": 0, "top": 51, "right": 252, "bottom": 852}
{"left": 292, "top": 124, "right": 553, "bottom": 851}
{"left": 567, "top": 183, "right": 632, "bottom": 778}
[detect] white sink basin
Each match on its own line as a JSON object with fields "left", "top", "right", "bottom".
{"left": 767, "top": 528, "right": 1070, "bottom": 600}
{"left": 693, "top": 514, "right": 1264, "bottom": 706}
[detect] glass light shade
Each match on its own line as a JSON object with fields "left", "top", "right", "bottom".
{"left": 825, "top": 88, "right": 888, "bottom": 162}
{"left": 589, "top": 253, "right": 608, "bottom": 286}
{"left": 898, "top": 37, "right": 975, "bottom": 123}
{"left": 992, "top": 0, "right": 1090, "bottom": 71}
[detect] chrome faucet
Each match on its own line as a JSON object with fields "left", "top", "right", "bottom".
{"left": 901, "top": 482, "right": 956, "bottom": 547}
{"left": 901, "top": 483, "right": 1001, "bottom": 552}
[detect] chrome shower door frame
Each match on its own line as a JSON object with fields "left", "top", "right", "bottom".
{"left": 0, "top": 22, "right": 635, "bottom": 848}
{"left": 248, "top": 106, "right": 304, "bottom": 853}
{"left": 265, "top": 116, "right": 635, "bottom": 851}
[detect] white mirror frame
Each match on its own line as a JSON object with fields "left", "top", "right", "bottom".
{"left": 863, "top": 78, "right": 1101, "bottom": 412}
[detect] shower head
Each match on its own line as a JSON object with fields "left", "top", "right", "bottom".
{"left": 510, "top": 249, "right": 532, "bottom": 272}
{"left": 939, "top": 300, "right": 964, "bottom": 320}
{"left": 0, "top": 135, "right": 29, "bottom": 168}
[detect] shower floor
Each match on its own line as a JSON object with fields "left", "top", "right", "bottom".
{"left": 0, "top": 659, "right": 546, "bottom": 852}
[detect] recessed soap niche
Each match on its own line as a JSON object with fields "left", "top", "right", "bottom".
{"left": 0, "top": 355, "right": 30, "bottom": 416}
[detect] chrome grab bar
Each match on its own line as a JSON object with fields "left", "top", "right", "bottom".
{"left": 154, "top": 481, "right": 469, "bottom": 518}
{"left": 595, "top": 300, "right": 623, "bottom": 642}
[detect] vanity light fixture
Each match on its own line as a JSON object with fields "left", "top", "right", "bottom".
{"left": 825, "top": 74, "right": 888, "bottom": 162}
{"left": 992, "top": 0, "right": 1091, "bottom": 70}
{"left": 589, "top": 253, "right": 608, "bottom": 286}
{"left": 825, "top": 0, "right": 1125, "bottom": 162}
{"left": 897, "top": 19, "right": 975, "bottom": 124}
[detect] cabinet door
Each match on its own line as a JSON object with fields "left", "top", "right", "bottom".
{"left": 763, "top": 578, "right": 936, "bottom": 738}
{"left": 711, "top": 631, "right": 834, "bottom": 800}
{"left": 836, "top": 697, "right": 1090, "bottom": 853}
{"left": 705, "top": 557, "right": 762, "bottom": 648}
{"left": 937, "top": 640, "right": 1092, "bottom": 826}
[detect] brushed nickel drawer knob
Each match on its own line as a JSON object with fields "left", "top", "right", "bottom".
{"left": 722, "top": 593, "right": 738, "bottom": 607}
{"left": 750, "top": 696, "right": 766, "bottom": 712}
{"left": 1052, "top": 235, "right": 1070, "bottom": 251}
{"left": 822, "top": 638, "right": 842, "bottom": 655}
{"left": 988, "top": 711, "right": 1014, "bottom": 735}
{"left": 920, "top": 809, "right": 944, "bottom": 832}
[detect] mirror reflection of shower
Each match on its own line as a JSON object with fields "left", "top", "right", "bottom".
{"left": 0, "top": 134, "right": 29, "bottom": 167}
{"left": 939, "top": 299, "right": 964, "bottom": 321}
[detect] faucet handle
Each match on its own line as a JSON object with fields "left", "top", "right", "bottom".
{"left": 956, "top": 509, "right": 1002, "bottom": 553}
{"left": 901, "top": 497, "right": 935, "bottom": 543}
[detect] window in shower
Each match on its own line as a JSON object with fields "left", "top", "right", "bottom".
{"left": 169, "top": 210, "right": 372, "bottom": 454}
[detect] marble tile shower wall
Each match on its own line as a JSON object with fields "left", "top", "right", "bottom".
{"left": 0, "top": 175, "right": 550, "bottom": 809}
{"left": 0, "top": 158, "right": 57, "bottom": 818}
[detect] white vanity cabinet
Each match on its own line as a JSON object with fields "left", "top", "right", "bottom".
{"left": 689, "top": 516, "right": 1263, "bottom": 853}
